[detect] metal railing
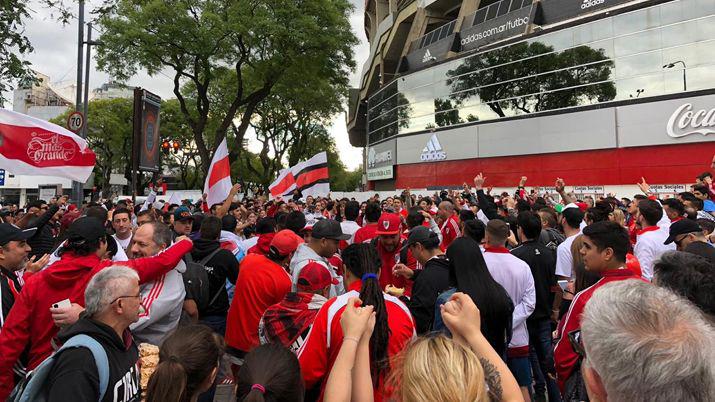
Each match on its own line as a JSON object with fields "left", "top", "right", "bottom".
{"left": 413, "top": 19, "right": 457, "bottom": 51}
{"left": 470, "top": 0, "right": 533, "bottom": 27}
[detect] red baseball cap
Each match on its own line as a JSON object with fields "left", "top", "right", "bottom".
{"left": 376, "top": 213, "right": 401, "bottom": 235}
{"left": 297, "top": 261, "right": 338, "bottom": 292}
{"left": 270, "top": 229, "right": 304, "bottom": 256}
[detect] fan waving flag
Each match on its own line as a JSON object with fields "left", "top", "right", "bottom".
{"left": 0, "top": 108, "right": 96, "bottom": 182}
{"left": 293, "top": 151, "right": 330, "bottom": 197}
{"left": 269, "top": 168, "right": 296, "bottom": 198}
{"left": 203, "top": 138, "right": 233, "bottom": 208}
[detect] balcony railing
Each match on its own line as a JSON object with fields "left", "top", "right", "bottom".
{"left": 470, "top": 0, "right": 533, "bottom": 27}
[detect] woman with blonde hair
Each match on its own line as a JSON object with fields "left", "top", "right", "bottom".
{"left": 388, "top": 293, "right": 523, "bottom": 402}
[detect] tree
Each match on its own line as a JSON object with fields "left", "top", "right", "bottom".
{"left": 446, "top": 42, "right": 616, "bottom": 118}
{"left": 95, "top": 0, "right": 357, "bottom": 177}
{"left": 0, "top": 1, "right": 71, "bottom": 105}
{"left": 51, "top": 98, "right": 133, "bottom": 194}
{"left": 160, "top": 99, "right": 201, "bottom": 189}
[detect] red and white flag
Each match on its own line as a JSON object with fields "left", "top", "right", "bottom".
{"left": 203, "top": 138, "right": 232, "bottom": 208}
{"left": 0, "top": 108, "right": 96, "bottom": 181}
{"left": 268, "top": 168, "right": 296, "bottom": 198}
{"left": 294, "top": 151, "right": 330, "bottom": 197}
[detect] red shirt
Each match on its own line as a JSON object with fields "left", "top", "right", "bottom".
{"left": 298, "top": 280, "right": 415, "bottom": 402}
{"left": 0, "top": 240, "right": 192, "bottom": 400}
{"left": 554, "top": 268, "right": 647, "bottom": 392}
{"left": 225, "top": 253, "right": 293, "bottom": 353}
{"left": 353, "top": 223, "right": 379, "bottom": 244}
{"left": 440, "top": 214, "right": 461, "bottom": 250}
{"left": 375, "top": 237, "right": 417, "bottom": 296}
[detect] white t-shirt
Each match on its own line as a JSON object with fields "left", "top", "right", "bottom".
{"left": 340, "top": 220, "right": 361, "bottom": 245}
{"left": 555, "top": 231, "right": 581, "bottom": 279}
{"left": 113, "top": 233, "right": 132, "bottom": 251}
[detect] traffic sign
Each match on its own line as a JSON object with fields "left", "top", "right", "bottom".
{"left": 67, "top": 111, "right": 84, "bottom": 133}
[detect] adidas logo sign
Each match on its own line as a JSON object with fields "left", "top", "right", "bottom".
{"left": 420, "top": 134, "right": 447, "bottom": 161}
{"left": 422, "top": 49, "right": 435, "bottom": 63}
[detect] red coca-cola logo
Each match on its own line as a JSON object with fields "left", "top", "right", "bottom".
{"left": 26, "top": 132, "right": 76, "bottom": 163}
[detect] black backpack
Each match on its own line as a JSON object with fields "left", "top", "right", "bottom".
{"left": 183, "top": 248, "right": 222, "bottom": 312}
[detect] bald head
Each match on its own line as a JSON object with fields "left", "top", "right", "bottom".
{"left": 438, "top": 200, "right": 454, "bottom": 220}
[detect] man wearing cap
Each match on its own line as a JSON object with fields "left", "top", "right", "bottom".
{"left": 225, "top": 230, "right": 304, "bottom": 366}
{"left": 483, "top": 219, "right": 536, "bottom": 400}
{"left": 372, "top": 213, "right": 417, "bottom": 296}
{"left": 259, "top": 260, "right": 336, "bottom": 353}
{"left": 290, "top": 219, "right": 349, "bottom": 297}
{"left": 0, "top": 224, "right": 42, "bottom": 327}
{"left": 0, "top": 217, "right": 193, "bottom": 400}
{"left": 392, "top": 226, "right": 450, "bottom": 334}
{"left": 664, "top": 219, "right": 715, "bottom": 263}
{"left": 171, "top": 205, "right": 194, "bottom": 239}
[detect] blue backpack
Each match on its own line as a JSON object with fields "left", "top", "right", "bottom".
{"left": 8, "top": 334, "right": 109, "bottom": 402}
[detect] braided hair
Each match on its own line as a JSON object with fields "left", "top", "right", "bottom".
{"left": 342, "top": 243, "right": 390, "bottom": 383}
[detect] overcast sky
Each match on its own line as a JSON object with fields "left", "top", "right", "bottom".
{"left": 9, "top": 0, "right": 369, "bottom": 170}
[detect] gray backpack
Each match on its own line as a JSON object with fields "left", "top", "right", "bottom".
{"left": 9, "top": 334, "right": 109, "bottom": 402}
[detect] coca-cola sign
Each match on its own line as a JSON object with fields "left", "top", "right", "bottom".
{"left": 666, "top": 103, "right": 715, "bottom": 138}
{"left": 26, "top": 132, "right": 77, "bottom": 164}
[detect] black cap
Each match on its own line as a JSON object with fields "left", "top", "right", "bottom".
{"left": 0, "top": 224, "right": 36, "bottom": 246}
{"left": 312, "top": 219, "right": 351, "bottom": 240}
{"left": 402, "top": 226, "right": 439, "bottom": 250}
{"left": 664, "top": 219, "right": 702, "bottom": 244}
{"left": 67, "top": 217, "right": 107, "bottom": 241}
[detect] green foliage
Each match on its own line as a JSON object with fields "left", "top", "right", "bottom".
{"left": 51, "top": 99, "right": 132, "bottom": 193}
{"left": 446, "top": 41, "right": 616, "bottom": 118}
{"left": 95, "top": 0, "right": 357, "bottom": 177}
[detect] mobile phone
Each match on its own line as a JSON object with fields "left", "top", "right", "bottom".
{"left": 558, "top": 280, "right": 569, "bottom": 292}
{"left": 52, "top": 299, "right": 71, "bottom": 309}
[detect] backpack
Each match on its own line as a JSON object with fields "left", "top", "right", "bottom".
{"left": 9, "top": 334, "right": 109, "bottom": 402}
{"left": 183, "top": 248, "right": 223, "bottom": 312}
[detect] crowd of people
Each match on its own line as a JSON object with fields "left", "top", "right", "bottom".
{"left": 0, "top": 167, "right": 713, "bottom": 402}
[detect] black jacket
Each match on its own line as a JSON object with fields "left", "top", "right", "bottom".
{"left": 511, "top": 240, "right": 557, "bottom": 322}
{"left": 47, "top": 317, "right": 140, "bottom": 402}
{"left": 190, "top": 238, "right": 239, "bottom": 317}
{"left": 27, "top": 204, "right": 60, "bottom": 258}
{"left": 683, "top": 241, "right": 715, "bottom": 264}
{"left": 407, "top": 255, "right": 451, "bottom": 334}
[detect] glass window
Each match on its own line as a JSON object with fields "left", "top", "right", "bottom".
{"left": 661, "top": 22, "right": 698, "bottom": 48}
{"left": 696, "top": 16, "right": 715, "bottom": 41}
{"left": 616, "top": 73, "right": 664, "bottom": 101}
{"left": 614, "top": 29, "right": 662, "bottom": 57}
{"left": 613, "top": 7, "right": 661, "bottom": 37}
{"left": 615, "top": 50, "right": 662, "bottom": 79}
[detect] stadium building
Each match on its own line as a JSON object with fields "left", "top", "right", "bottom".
{"left": 347, "top": 0, "right": 715, "bottom": 193}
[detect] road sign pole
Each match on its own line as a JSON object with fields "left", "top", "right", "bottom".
{"left": 71, "top": 0, "right": 85, "bottom": 206}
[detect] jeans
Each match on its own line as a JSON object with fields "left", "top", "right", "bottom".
{"left": 528, "top": 318, "right": 561, "bottom": 402}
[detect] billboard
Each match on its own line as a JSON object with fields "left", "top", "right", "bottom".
{"left": 537, "top": 0, "right": 632, "bottom": 25}
{"left": 366, "top": 139, "right": 396, "bottom": 181}
{"left": 134, "top": 89, "right": 162, "bottom": 172}
{"left": 405, "top": 34, "right": 460, "bottom": 72}
{"left": 460, "top": 5, "right": 533, "bottom": 52}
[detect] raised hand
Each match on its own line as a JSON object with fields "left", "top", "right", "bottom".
{"left": 637, "top": 177, "right": 651, "bottom": 195}
{"left": 555, "top": 178, "right": 565, "bottom": 193}
{"left": 473, "top": 173, "right": 486, "bottom": 190}
{"left": 519, "top": 176, "right": 527, "bottom": 187}
{"left": 25, "top": 253, "right": 51, "bottom": 273}
{"left": 340, "top": 297, "right": 375, "bottom": 340}
{"left": 440, "top": 292, "right": 482, "bottom": 342}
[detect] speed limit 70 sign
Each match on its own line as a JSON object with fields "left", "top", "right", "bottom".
{"left": 67, "top": 111, "right": 84, "bottom": 132}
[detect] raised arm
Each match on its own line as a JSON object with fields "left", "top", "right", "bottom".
{"left": 117, "top": 238, "right": 193, "bottom": 284}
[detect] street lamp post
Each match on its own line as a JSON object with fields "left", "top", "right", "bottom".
{"left": 663, "top": 60, "right": 687, "bottom": 91}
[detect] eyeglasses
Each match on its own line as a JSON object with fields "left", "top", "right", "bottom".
{"left": 110, "top": 293, "right": 141, "bottom": 305}
{"left": 673, "top": 234, "right": 689, "bottom": 247}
